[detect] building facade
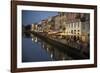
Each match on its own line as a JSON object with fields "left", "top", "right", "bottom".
{"left": 31, "top": 12, "right": 90, "bottom": 42}
{"left": 56, "top": 12, "right": 90, "bottom": 42}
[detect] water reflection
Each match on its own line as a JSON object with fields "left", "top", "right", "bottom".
{"left": 40, "top": 41, "right": 72, "bottom": 60}
{"left": 22, "top": 33, "right": 72, "bottom": 62}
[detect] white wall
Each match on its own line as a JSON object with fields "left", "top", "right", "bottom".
{"left": 0, "top": 0, "right": 99, "bottom": 73}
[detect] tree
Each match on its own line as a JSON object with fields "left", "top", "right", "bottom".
{"left": 24, "top": 24, "right": 31, "bottom": 31}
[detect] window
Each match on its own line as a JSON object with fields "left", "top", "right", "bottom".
{"left": 71, "top": 23, "right": 73, "bottom": 28}
{"left": 78, "top": 24, "right": 79, "bottom": 28}
{"left": 78, "top": 22, "right": 80, "bottom": 28}
{"left": 82, "top": 22, "right": 85, "bottom": 29}
{"left": 71, "top": 30, "right": 73, "bottom": 34}
{"left": 74, "top": 30, "right": 76, "bottom": 34}
{"left": 77, "top": 30, "right": 80, "bottom": 34}
{"left": 74, "top": 23, "right": 76, "bottom": 28}
{"left": 78, "top": 30, "right": 80, "bottom": 32}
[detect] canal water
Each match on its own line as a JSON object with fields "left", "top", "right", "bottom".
{"left": 22, "top": 33, "right": 73, "bottom": 62}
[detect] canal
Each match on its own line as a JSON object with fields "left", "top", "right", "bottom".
{"left": 22, "top": 33, "right": 73, "bottom": 62}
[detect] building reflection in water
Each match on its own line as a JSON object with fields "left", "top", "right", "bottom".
{"left": 30, "top": 33, "right": 72, "bottom": 61}
{"left": 42, "top": 42, "right": 72, "bottom": 60}
{"left": 31, "top": 34, "right": 41, "bottom": 43}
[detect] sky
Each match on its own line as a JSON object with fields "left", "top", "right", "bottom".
{"left": 22, "top": 10, "right": 58, "bottom": 26}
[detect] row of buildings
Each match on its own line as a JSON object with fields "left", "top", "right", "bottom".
{"left": 31, "top": 12, "right": 90, "bottom": 43}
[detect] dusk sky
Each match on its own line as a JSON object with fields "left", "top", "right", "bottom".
{"left": 22, "top": 10, "right": 58, "bottom": 26}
